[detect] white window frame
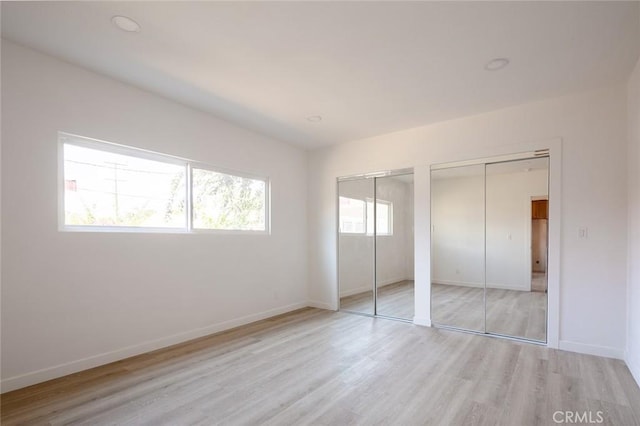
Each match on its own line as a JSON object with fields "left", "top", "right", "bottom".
{"left": 338, "top": 195, "right": 393, "bottom": 236}
{"left": 338, "top": 196, "right": 367, "bottom": 235}
{"left": 58, "top": 132, "right": 270, "bottom": 234}
{"left": 366, "top": 198, "right": 393, "bottom": 236}
{"left": 189, "top": 161, "right": 270, "bottom": 234}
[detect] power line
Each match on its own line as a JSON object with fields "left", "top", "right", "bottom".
{"left": 72, "top": 187, "right": 184, "bottom": 202}
{"left": 65, "top": 159, "right": 184, "bottom": 175}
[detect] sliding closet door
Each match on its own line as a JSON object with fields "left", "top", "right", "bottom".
{"left": 485, "top": 158, "right": 549, "bottom": 341}
{"left": 375, "top": 173, "right": 414, "bottom": 320}
{"left": 338, "top": 178, "right": 374, "bottom": 315}
{"left": 430, "top": 165, "right": 485, "bottom": 332}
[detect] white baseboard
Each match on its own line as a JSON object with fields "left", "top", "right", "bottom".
{"left": 377, "top": 277, "right": 409, "bottom": 287}
{"left": 432, "top": 279, "right": 530, "bottom": 292}
{"left": 0, "top": 301, "right": 309, "bottom": 394}
{"left": 413, "top": 316, "right": 431, "bottom": 327}
{"left": 558, "top": 340, "right": 625, "bottom": 360}
{"left": 339, "top": 285, "right": 371, "bottom": 298}
{"left": 432, "top": 279, "right": 483, "bottom": 288}
{"left": 625, "top": 350, "right": 640, "bottom": 388}
{"left": 339, "top": 277, "right": 410, "bottom": 297}
{"left": 307, "top": 300, "right": 335, "bottom": 311}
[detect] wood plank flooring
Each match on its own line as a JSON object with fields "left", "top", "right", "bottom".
{"left": 432, "top": 283, "right": 547, "bottom": 341}
{"left": 342, "top": 281, "right": 546, "bottom": 341}
{"left": 340, "top": 280, "right": 414, "bottom": 319}
{"left": 531, "top": 272, "right": 547, "bottom": 292}
{"left": 2, "top": 308, "right": 639, "bottom": 425}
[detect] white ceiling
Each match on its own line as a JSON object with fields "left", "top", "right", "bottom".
{"left": 2, "top": 2, "right": 639, "bottom": 149}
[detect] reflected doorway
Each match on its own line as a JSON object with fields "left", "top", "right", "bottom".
{"left": 431, "top": 154, "right": 549, "bottom": 343}
{"left": 531, "top": 198, "right": 548, "bottom": 293}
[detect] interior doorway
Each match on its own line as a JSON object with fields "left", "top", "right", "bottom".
{"left": 531, "top": 198, "right": 548, "bottom": 292}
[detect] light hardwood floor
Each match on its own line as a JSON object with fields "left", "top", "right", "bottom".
{"left": 2, "top": 308, "right": 639, "bottom": 425}
{"left": 340, "top": 280, "right": 415, "bottom": 319}
{"left": 432, "top": 283, "right": 547, "bottom": 342}
{"left": 342, "top": 281, "right": 546, "bottom": 341}
{"left": 531, "top": 272, "right": 548, "bottom": 292}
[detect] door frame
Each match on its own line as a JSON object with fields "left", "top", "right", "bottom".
{"left": 422, "top": 138, "right": 561, "bottom": 349}
{"left": 336, "top": 168, "right": 414, "bottom": 321}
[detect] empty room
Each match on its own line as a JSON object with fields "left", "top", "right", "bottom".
{"left": 2, "top": 1, "right": 640, "bottom": 425}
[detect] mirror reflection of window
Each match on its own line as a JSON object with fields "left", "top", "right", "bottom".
{"left": 339, "top": 196, "right": 366, "bottom": 233}
{"left": 339, "top": 196, "right": 393, "bottom": 235}
{"left": 366, "top": 200, "right": 392, "bottom": 236}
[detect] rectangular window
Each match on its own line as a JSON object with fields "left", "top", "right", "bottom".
{"left": 64, "top": 144, "right": 187, "bottom": 228}
{"left": 366, "top": 199, "right": 393, "bottom": 236}
{"left": 339, "top": 196, "right": 366, "bottom": 233}
{"left": 192, "top": 168, "right": 266, "bottom": 231}
{"left": 339, "top": 196, "right": 392, "bottom": 235}
{"left": 60, "top": 133, "right": 269, "bottom": 233}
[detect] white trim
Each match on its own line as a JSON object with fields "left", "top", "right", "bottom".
{"left": 187, "top": 163, "right": 193, "bottom": 230}
{"left": 432, "top": 279, "right": 483, "bottom": 288}
{"left": 376, "top": 277, "right": 410, "bottom": 287}
{"left": 62, "top": 225, "right": 191, "bottom": 234}
{"left": 625, "top": 351, "right": 640, "bottom": 388}
{"left": 338, "top": 195, "right": 367, "bottom": 235}
{"left": 413, "top": 316, "right": 431, "bottom": 326}
{"left": 0, "top": 301, "right": 308, "bottom": 394}
{"left": 365, "top": 197, "right": 393, "bottom": 236}
{"left": 339, "top": 277, "right": 410, "bottom": 297}
{"left": 61, "top": 132, "right": 189, "bottom": 166}
{"left": 559, "top": 340, "right": 625, "bottom": 360}
{"left": 58, "top": 132, "right": 271, "bottom": 235}
{"left": 546, "top": 139, "right": 561, "bottom": 349}
{"left": 190, "top": 165, "right": 270, "bottom": 234}
{"left": 432, "top": 280, "right": 530, "bottom": 291}
{"left": 337, "top": 167, "right": 415, "bottom": 182}
{"left": 337, "top": 196, "right": 394, "bottom": 236}
{"left": 60, "top": 227, "right": 271, "bottom": 236}
{"left": 339, "top": 285, "right": 372, "bottom": 298}
{"left": 187, "top": 229, "right": 270, "bottom": 236}
{"left": 430, "top": 149, "right": 549, "bottom": 170}
{"left": 307, "top": 300, "right": 335, "bottom": 311}
{"left": 190, "top": 160, "right": 270, "bottom": 183}
{"left": 57, "top": 139, "right": 66, "bottom": 231}
{"left": 423, "top": 137, "right": 561, "bottom": 349}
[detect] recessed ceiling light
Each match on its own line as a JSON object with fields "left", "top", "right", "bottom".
{"left": 484, "top": 58, "right": 510, "bottom": 71}
{"left": 112, "top": 16, "right": 141, "bottom": 33}
{"left": 306, "top": 115, "right": 322, "bottom": 123}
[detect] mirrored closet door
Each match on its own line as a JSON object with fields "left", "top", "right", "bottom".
{"left": 375, "top": 173, "right": 415, "bottom": 320}
{"left": 430, "top": 154, "right": 549, "bottom": 343}
{"left": 485, "top": 157, "right": 549, "bottom": 341}
{"left": 338, "top": 178, "right": 375, "bottom": 316}
{"left": 430, "top": 164, "right": 486, "bottom": 332}
{"left": 338, "top": 170, "right": 415, "bottom": 321}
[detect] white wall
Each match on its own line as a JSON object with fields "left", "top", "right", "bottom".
{"left": 431, "top": 173, "right": 485, "bottom": 288}
{"left": 308, "top": 83, "right": 629, "bottom": 358}
{"left": 486, "top": 169, "right": 548, "bottom": 290}
{"left": 0, "top": 40, "right": 309, "bottom": 392}
{"left": 405, "top": 182, "right": 415, "bottom": 280}
{"left": 627, "top": 54, "right": 640, "bottom": 385}
{"left": 375, "top": 176, "right": 414, "bottom": 286}
{"left": 338, "top": 176, "right": 413, "bottom": 297}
